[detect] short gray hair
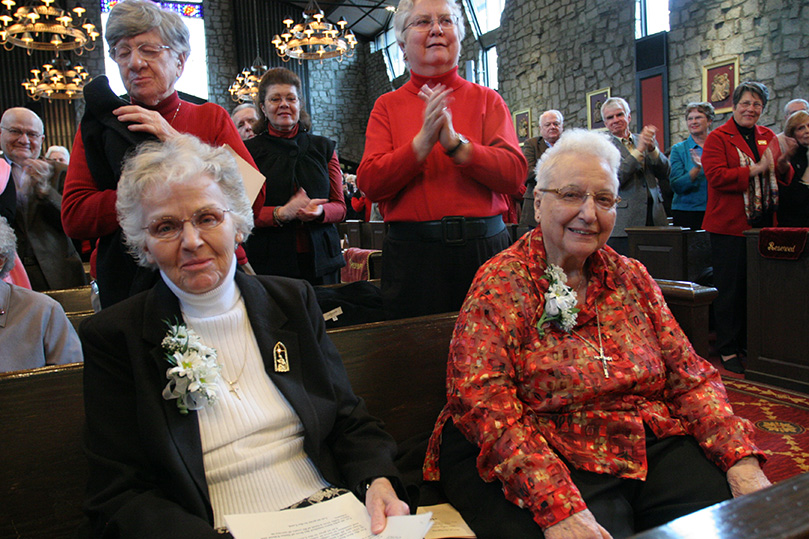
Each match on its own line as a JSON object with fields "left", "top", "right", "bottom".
{"left": 116, "top": 135, "right": 254, "bottom": 268}
{"left": 785, "top": 99, "right": 809, "bottom": 118}
{"left": 732, "top": 81, "right": 769, "bottom": 108}
{"left": 45, "top": 145, "right": 70, "bottom": 159}
{"left": 0, "top": 216, "right": 17, "bottom": 279}
{"left": 685, "top": 102, "right": 715, "bottom": 122}
{"left": 540, "top": 109, "right": 564, "bottom": 125}
{"left": 106, "top": 0, "right": 191, "bottom": 57}
{"left": 393, "top": 0, "right": 465, "bottom": 48}
{"left": 534, "top": 129, "right": 620, "bottom": 193}
{"left": 231, "top": 103, "right": 258, "bottom": 121}
{"left": 601, "top": 97, "right": 630, "bottom": 118}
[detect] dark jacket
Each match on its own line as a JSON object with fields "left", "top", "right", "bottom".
{"left": 80, "top": 272, "right": 403, "bottom": 538}
{"left": 245, "top": 131, "right": 344, "bottom": 279}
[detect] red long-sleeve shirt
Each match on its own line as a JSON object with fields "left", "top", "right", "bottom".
{"left": 62, "top": 92, "right": 262, "bottom": 240}
{"left": 357, "top": 67, "right": 526, "bottom": 222}
{"left": 424, "top": 229, "right": 764, "bottom": 529}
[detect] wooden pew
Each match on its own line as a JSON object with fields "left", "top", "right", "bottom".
{"left": 0, "top": 313, "right": 457, "bottom": 539}
{"left": 630, "top": 472, "right": 809, "bottom": 539}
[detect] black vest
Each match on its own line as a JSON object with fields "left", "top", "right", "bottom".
{"left": 245, "top": 130, "right": 344, "bottom": 279}
{"left": 80, "top": 76, "right": 159, "bottom": 308}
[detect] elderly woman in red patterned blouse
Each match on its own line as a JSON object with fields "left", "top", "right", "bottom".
{"left": 423, "top": 129, "right": 771, "bottom": 539}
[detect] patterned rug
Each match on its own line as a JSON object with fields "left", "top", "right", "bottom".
{"left": 722, "top": 377, "right": 809, "bottom": 483}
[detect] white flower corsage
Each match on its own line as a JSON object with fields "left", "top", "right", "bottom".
{"left": 536, "top": 263, "right": 580, "bottom": 337}
{"left": 160, "top": 321, "right": 222, "bottom": 415}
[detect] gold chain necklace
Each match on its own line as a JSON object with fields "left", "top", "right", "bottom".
{"left": 570, "top": 303, "right": 612, "bottom": 378}
{"left": 169, "top": 102, "right": 181, "bottom": 126}
{"left": 222, "top": 332, "right": 249, "bottom": 401}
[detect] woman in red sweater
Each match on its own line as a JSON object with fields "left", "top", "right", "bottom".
{"left": 356, "top": 0, "right": 526, "bottom": 319}
{"left": 702, "top": 81, "right": 792, "bottom": 373}
{"left": 61, "top": 0, "right": 261, "bottom": 309}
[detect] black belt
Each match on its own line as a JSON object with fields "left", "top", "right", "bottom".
{"left": 387, "top": 215, "right": 505, "bottom": 245}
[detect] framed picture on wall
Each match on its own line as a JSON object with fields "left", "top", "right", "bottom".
{"left": 702, "top": 57, "right": 739, "bottom": 114}
{"left": 586, "top": 87, "right": 610, "bottom": 130}
{"left": 513, "top": 109, "right": 531, "bottom": 145}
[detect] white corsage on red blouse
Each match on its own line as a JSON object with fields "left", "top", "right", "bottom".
{"left": 161, "top": 322, "right": 222, "bottom": 414}
{"left": 536, "top": 263, "right": 579, "bottom": 337}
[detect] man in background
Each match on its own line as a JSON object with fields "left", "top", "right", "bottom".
{"left": 231, "top": 103, "right": 260, "bottom": 141}
{"left": 0, "top": 107, "right": 85, "bottom": 290}
{"left": 520, "top": 109, "right": 564, "bottom": 227}
{"left": 601, "top": 97, "right": 671, "bottom": 255}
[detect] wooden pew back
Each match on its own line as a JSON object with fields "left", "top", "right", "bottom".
{"left": 0, "top": 363, "right": 86, "bottom": 539}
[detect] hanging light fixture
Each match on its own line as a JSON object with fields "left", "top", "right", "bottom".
{"left": 22, "top": 56, "right": 90, "bottom": 100}
{"left": 228, "top": 54, "right": 267, "bottom": 103}
{"left": 0, "top": 0, "right": 99, "bottom": 54}
{"left": 272, "top": 0, "right": 357, "bottom": 62}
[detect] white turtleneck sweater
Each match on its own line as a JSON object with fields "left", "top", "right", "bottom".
{"left": 161, "top": 260, "right": 329, "bottom": 528}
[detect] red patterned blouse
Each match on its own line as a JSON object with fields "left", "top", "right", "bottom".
{"left": 423, "top": 228, "right": 763, "bottom": 530}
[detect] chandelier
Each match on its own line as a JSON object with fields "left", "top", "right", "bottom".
{"left": 0, "top": 0, "right": 99, "bottom": 54}
{"left": 22, "top": 57, "right": 90, "bottom": 100}
{"left": 228, "top": 54, "right": 266, "bottom": 103}
{"left": 272, "top": 0, "right": 357, "bottom": 62}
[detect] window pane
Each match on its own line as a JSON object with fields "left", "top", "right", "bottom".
{"left": 470, "top": 0, "right": 505, "bottom": 35}
{"left": 646, "top": 0, "right": 670, "bottom": 35}
{"left": 101, "top": 0, "right": 209, "bottom": 100}
{"left": 484, "top": 46, "right": 498, "bottom": 90}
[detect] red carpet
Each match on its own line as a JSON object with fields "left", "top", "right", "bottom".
{"left": 722, "top": 376, "right": 809, "bottom": 483}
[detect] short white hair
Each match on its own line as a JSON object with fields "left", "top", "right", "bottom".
{"left": 534, "top": 129, "right": 620, "bottom": 193}
{"left": 0, "top": 216, "right": 17, "bottom": 279}
{"left": 393, "top": 0, "right": 465, "bottom": 48}
{"left": 116, "top": 135, "right": 254, "bottom": 268}
{"left": 600, "top": 97, "right": 630, "bottom": 118}
{"left": 540, "top": 110, "right": 564, "bottom": 125}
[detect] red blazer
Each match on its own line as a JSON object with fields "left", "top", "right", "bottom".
{"left": 702, "top": 118, "right": 791, "bottom": 237}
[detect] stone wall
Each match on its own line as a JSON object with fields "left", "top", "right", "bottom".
{"left": 307, "top": 44, "right": 376, "bottom": 165}
{"left": 204, "top": 0, "right": 239, "bottom": 110}
{"left": 498, "top": 0, "right": 636, "bottom": 137}
{"left": 667, "top": 0, "right": 809, "bottom": 137}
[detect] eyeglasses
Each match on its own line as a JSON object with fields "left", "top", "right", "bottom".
{"left": 143, "top": 207, "right": 231, "bottom": 240}
{"left": 267, "top": 95, "right": 299, "bottom": 105}
{"left": 110, "top": 43, "right": 172, "bottom": 63}
{"left": 737, "top": 100, "right": 763, "bottom": 110}
{"left": 405, "top": 15, "right": 456, "bottom": 32}
{"left": 538, "top": 186, "right": 621, "bottom": 210}
{"left": 0, "top": 126, "right": 44, "bottom": 139}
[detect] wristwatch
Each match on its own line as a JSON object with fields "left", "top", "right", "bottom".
{"left": 446, "top": 134, "right": 469, "bottom": 157}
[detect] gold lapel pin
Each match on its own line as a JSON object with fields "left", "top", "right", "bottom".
{"left": 273, "top": 341, "right": 289, "bottom": 373}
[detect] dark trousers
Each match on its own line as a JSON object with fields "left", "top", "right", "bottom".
{"left": 439, "top": 421, "right": 732, "bottom": 539}
{"left": 672, "top": 210, "right": 706, "bottom": 231}
{"left": 381, "top": 229, "right": 511, "bottom": 320}
{"left": 710, "top": 233, "right": 747, "bottom": 356}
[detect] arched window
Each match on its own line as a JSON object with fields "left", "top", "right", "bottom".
{"left": 100, "top": 0, "right": 208, "bottom": 100}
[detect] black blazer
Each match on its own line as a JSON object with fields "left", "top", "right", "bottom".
{"left": 80, "top": 272, "right": 403, "bottom": 538}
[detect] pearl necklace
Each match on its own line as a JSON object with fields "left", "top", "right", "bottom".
{"left": 570, "top": 303, "right": 613, "bottom": 378}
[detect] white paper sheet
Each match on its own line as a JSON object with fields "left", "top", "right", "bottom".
{"left": 416, "top": 504, "right": 476, "bottom": 539}
{"left": 225, "top": 494, "right": 433, "bottom": 539}
{"left": 225, "top": 144, "right": 265, "bottom": 205}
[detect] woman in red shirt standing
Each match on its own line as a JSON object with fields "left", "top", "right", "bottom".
{"left": 357, "top": 0, "right": 526, "bottom": 319}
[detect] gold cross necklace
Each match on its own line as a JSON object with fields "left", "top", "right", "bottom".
{"left": 570, "top": 303, "right": 612, "bottom": 378}
{"left": 222, "top": 333, "right": 249, "bottom": 400}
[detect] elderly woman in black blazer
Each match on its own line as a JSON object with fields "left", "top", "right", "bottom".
{"left": 80, "top": 135, "right": 408, "bottom": 538}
